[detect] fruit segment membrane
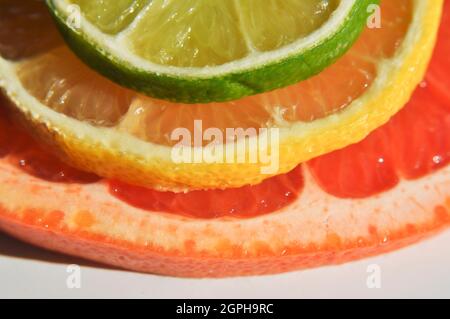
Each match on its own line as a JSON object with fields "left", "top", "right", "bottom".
{"left": 70, "top": 0, "right": 339, "bottom": 67}
{"left": 3, "top": 0, "right": 412, "bottom": 147}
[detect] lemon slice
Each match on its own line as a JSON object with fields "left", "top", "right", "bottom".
{"left": 0, "top": 0, "right": 443, "bottom": 191}
{"left": 46, "top": 0, "right": 377, "bottom": 103}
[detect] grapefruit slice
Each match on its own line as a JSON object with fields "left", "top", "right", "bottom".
{"left": 0, "top": 4, "right": 449, "bottom": 277}
{"left": 0, "top": 0, "right": 442, "bottom": 191}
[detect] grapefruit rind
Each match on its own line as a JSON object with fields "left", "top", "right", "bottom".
{"left": 0, "top": 159, "right": 449, "bottom": 277}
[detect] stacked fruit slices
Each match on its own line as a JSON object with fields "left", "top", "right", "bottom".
{"left": 0, "top": 0, "right": 448, "bottom": 277}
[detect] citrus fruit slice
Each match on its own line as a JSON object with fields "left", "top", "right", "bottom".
{"left": 0, "top": 0, "right": 442, "bottom": 192}
{"left": 45, "top": 0, "right": 376, "bottom": 103}
{"left": 0, "top": 6, "right": 449, "bottom": 276}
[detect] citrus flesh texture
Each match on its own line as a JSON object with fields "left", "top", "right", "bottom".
{"left": 0, "top": 0, "right": 449, "bottom": 277}
{"left": 0, "top": 0, "right": 440, "bottom": 192}
{"left": 46, "top": 0, "right": 376, "bottom": 103}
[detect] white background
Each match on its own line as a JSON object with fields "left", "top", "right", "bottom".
{"left": 1, "top": 230, "right": 450, "bottom": 299}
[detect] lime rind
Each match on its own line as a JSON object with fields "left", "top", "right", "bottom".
{"left": 46, "top": 0, "right": 379, "bottom": 103}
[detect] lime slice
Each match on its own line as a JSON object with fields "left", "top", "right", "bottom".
{"left": 46, "top": 0, "right": 378, "bottom": 103}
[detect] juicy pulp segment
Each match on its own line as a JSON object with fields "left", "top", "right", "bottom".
{"left": 9, "top": 0, "right": 411, "bottom": 147}
{"left": 110, "top": 166, "right": 303, "bottom": 219}
{"left": 127, "top": 0, "right": 248, "bottom": 67}
{"left": 235, "top": 0, "right": 339, "bottom": 52}
{"left": 16, "top": 47, "right": 134, "bottom": 127}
